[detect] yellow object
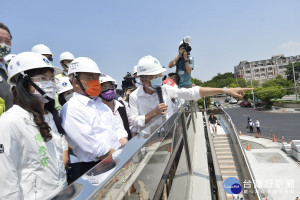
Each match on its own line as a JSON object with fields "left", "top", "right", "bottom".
{"left": 0, "top": 97, "right": 5, "bottom": 116}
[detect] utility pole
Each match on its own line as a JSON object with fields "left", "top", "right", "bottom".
{"left": 250, "top": 66, "right": 256, "bottom": 109}
{"left": 291, "top": 58, "right": 298, "bottom": 101}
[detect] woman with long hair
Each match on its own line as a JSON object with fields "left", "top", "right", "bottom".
{"left": 0, "top": 52, "right": 67, "bottom": 199}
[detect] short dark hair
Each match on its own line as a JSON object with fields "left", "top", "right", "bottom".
{"left": 168, "top": 72, "right": 180, "bottom": 85}
{"left": 0, "top": 22, "right": 12, "bottom": 39}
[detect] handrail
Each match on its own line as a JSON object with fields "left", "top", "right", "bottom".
{"left": 203, "top": 112, "right": 227, "bottom": 200}
{"left": 52, "top": 102, "right": 193, "bottom": 200}
{"left": 221, "top": 108, "right": 262, "bottom": 200}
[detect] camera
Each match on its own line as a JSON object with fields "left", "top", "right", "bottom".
{"left": 181, "top": 42, "right": 192, "bottom": 52}
{"left": 180, "top": 36, "right": 192, "bottom": 53}
{"left": 121, "top": 72, "right": 136, "bottom": 90}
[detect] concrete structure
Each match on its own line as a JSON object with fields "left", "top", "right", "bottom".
{"left": 234, "top": 54, "right": 300, "bottom": 83}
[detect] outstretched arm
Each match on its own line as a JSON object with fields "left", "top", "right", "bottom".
{"left": 199, "top": 87, "right": 253, "bottom": 100}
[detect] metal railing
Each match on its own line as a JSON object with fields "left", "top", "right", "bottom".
{"left": 52, "top": 101, "right": 196, "bottom": 200}
{"left": 203, "top": 112, "right": 227, "bottom": 200}
{"left": 220, "top": 108, "right": 262, "bottom": 200}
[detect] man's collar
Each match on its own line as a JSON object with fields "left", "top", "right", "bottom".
{"left": 73, "top": 92, "right": 100, "bottom": 106}
{"left": 113, "top": 99, "right": 124, "bottom": 112}
{"left": 137, "top": 86, "right": 155, "bottom": 97}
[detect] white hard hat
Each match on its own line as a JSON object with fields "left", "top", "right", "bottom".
{"left": 31, "top": 44, "right": 53, "bottom": 55}
{"left": 56, "top": 77, "right": 73, "bottom": 94}
{"left": 133, "top": 65, "right": 138, "bottom": 74}
{"left": 99, "top": 75, "right": 116, "bottom": 84}
{"left": 136, "top": 55, "right": 166, "bottom": 76}
{"left": 7, "top": 52, "right": 62, "bottom": 86}
{"left": 59, "top": 51, "right": 75, "bottom": 62}
{"left": 68, "top": 57, "right": 101, "bottom": 75}
{"left": 4, "top": 54, "right": 16, "bottom": 63}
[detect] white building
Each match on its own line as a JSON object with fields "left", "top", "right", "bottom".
{"left": 234, "top": 54, "right": 300, "bottom": 83}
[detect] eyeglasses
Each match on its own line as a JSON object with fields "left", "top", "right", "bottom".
{"left": 31, "top": 75, "right": 55, "bottom": 82}
{"left": 79, "top": 75, "right": 100, "bottom": 81}
{"left": 47, "top": 57, "right": 53, "bottom": 62}
{"left": 141, "top": 74, "right": 163, "bottom": 82}
{"left": 101, "top": 85, "right": 115, "bottom": 91}
{"left": 43, "top": 55, "right": 53, "bottom": 62}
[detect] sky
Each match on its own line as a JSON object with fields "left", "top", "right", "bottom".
{"left": 2, "top": 0, "right": 300, "bottom": 86}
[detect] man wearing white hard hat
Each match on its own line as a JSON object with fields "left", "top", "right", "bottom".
{"left": 60, "top": 57, "right": 128, "bottom": 176}
{"left": 100, "top": 75, "right": 135, "bottom": 139}
{"left": 0, "top": 52, "right": 67, "bottom": 199}
{"left": 56, "top": 76, "right": 74, "bottom": 105}
{"left": 168, "top": 36, "right": 194, "bottom": 88}
{"left": 54, "top": 52, "right": 75, "bottom": 110}
{"left": 32, "top": 44, "right": 53, "bottom": 63}
{"left": 57, "top": 51, "right": 75, "bottom": 78}
{"left": 130, "top": 55, "right": 252, "bottom": 130}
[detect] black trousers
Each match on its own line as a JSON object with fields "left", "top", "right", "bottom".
{"left": 79, "top": 161, "right": 100, "bottom": 177}
{"left": 250, "top": 126, "right": 253, "bottom": 133}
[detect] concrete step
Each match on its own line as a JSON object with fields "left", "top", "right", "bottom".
{"left": 221, "top": 169, "right": 239, "bottom": 175}
{"left": 217, "top": 155, "right": 234, "bottom": 159}
{"left": 219, "top": 165, "right": 237, "bottom": 170}
{"left": 213, "top": 140, "right": 231, "bottom": 144}
{"left": 214, "top": 147, "right": 232, "bottom": 151}
{"left": 213, "top": 136, "right": 229, "bottom": 140}
{"left": 214, "top": 143, "right": 230, "bottom": 148}
{"left": 218, "top": 160, "right": 235, "bottom": 165}
{"left": 215, "top": 151, "right": 233, "bottom": 156}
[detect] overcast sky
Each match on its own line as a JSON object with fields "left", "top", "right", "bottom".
{"left": 2, "top": 0, "right": 300, "bottom": 85}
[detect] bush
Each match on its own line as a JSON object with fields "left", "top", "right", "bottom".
{"left": 197, "top": 97, "right": 211, "bottom": 108}
{"left": 272, "top": 100, "right": 300, "bottom": 104}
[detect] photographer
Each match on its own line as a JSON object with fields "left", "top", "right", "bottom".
{"left": 121, "top": 72, "right": 137, "bottom": 102}
{"left": 168, "top": 36, "right": 194, "bottom": 88}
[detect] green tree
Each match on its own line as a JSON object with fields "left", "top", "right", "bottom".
{"left": 191, "top": 77, "right": 203, "bottom": 86}
{"left": 261, "top": 75, "right": 294, "bottom": 95}
{"left": 197, "top": 96, "right": 211, "bottom": 109}
{"left": 246, "top": 80, "right": 260, "bottom": 88}
{"left": 285, "top": 62, "right": 300, "bottom": 81}
{"left": 254, "top": 86, "right": 287, "bottom": 107}
{"left": 202, "top": 72, "right": 236, "bottom": 88}
{"left": 236, "top": 78, "right": 247, "bottom": 88}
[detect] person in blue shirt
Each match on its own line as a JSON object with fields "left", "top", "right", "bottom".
{"left": 168, "top": 38, "right": 194, "bottom": 88}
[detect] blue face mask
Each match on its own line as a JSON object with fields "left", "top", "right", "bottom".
{"left": 150, "top": 77, "right": 162, "bottom": 89}
{"left": 135, "top": 77, "right": 142, "bottom": 85}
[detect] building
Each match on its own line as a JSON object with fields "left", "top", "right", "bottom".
{"left": 234, "top": 54, "right": 300, "bottom": 83}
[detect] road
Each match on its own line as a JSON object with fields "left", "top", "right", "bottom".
{"left": 212, "top": 98, "right": 300, "bottom": 141}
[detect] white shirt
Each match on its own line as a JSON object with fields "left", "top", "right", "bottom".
{"left": 129, "top": 85, "right": 201, "bottom": 130}
{"left": 0, "top": 105, "right": 67, "bottom": 200}
{"left": 60, "top": 92, "right": 128, "bottom": 162}
{"left": 255, "top": 121, "right": 260, "bottom": 127}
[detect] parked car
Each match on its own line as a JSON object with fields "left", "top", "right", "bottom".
{"left": 229, "top": 98, "right": 237, "bottom": 104}
{"left": 240, "top": 101, "right": 252, "bottom": 107}
{"left": 214, "top": 101, "right": 221, "bottom": 107}
{"left": 225, "top": 96, "right": 231, "bottom": 103}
